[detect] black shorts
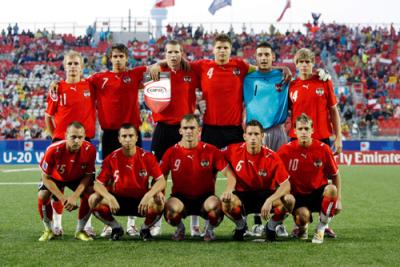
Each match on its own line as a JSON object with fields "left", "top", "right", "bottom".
{"left": 112, "top": 195, "right": 143, "bottom": 216}
{"left": 38, "top": 178, "right": 90, "bottom": 201}
{"left": 201, "top": 125, "right": 244, "bottom": 149}
{"left": 170, "top": 192, "right": 214, "bottom": 217}
{"left": 234, "top": 190, "right": 273, "bottom": 215}
{"left": 293, "top": 185, "right": 327, "bottom": 213}
{"left": 102, "top": 128, "right": 142, "bottom": 160}
{"left": 151, "top": 122, "right": 181, "bottom": 161}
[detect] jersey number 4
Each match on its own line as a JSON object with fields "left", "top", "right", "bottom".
{"left": 207, "top": 68, "right": 214, "bottom": 79}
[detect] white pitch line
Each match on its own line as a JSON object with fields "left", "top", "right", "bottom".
{"left": 0, "top": 182, "right": 38, "bottom": 185}
{"left": 1, "top": 168, "right": 40, "bottom": 173}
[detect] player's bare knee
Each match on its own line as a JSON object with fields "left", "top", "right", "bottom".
{"left": 88, "top": 193, "right": 102, "bottom": 209}
{"left": 148, "top": 197, "right": 164, "bottom": 213}
{"left": 165, "top": 197, "right": 184, "bottom": 215}
{"left": 294, "top": 207, "right": 310, "bottom": 226}
{"left": 282, "top": 194, "right": 295, "bottom": 213}
{"left": 38, "top": 190, "right": 51, "bottom": 201}
{"left": 222, "top": 194, "right": 241, "bottom": 213}
{"left": 324, "top": 184, "right": 338, "bottom": 198}
{"left": 203, "top": 195, "right": 221, "bottom": 212}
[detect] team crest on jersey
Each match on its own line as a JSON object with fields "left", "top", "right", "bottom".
{"left": 123, "top": 76, "right": 131, "bottom": 84}
{"left": 315, "top": 88, "right": 324, "bottom": 96}
{"left": 81, "top": 164, "right": 87, "bottom": 169}
{"left": 83, "top": 90, "right": 91, "bottom": 97}
{"left": 42, "top": 161, "right": 48, "bottom": 170}
{"left": 200, "top": 160, "right": 210, "bottom": 167}
{"left": 233, "top": 68, "right": 241, "bottom": 76}
{"left": 139, "top": 169, "right": 148, "bottom": 177}
{"left": 275, "top": 83, "right": 283, "bottom": 92}
{"left": 313, "top": 160, "right": 323, "bottom": 167}
{"left": 258, "top": 169, "right": 267, "bottom": 176}
{"left": 183, "top": 76, "right": 192, "bottom": 82}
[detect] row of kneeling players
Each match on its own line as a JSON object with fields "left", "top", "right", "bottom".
{"left": 37, "top": 114, "right": 341, "bottom": 244}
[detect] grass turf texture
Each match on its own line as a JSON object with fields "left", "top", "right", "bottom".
{"left": 0, "top": 165, "right": 399, "bottom": 266}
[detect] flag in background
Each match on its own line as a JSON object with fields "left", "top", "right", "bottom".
{"left": 155, "top": 0, "right": 175, "bottom": 8}
{"left": 208, "top": 0, "right": 232, "bottom": 15}
{"left": 276, "top": 0, "right": 291, "bottom": 22}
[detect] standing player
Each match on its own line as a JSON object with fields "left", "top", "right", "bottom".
{"left": 289, "top": 48, "right": 342, "bottom": 155}
{"left": 89, "top": 124, "right": 166, "bottom": 241}
{"left": 221, "top": 120, "right": 295, "bottom": 241}
{"left": 45, "top": 50, "right": 96, "bottom": 237}
{"left": 277, "top": 114, "right": 342, "bottom": 244}
{"left": 37, "top": 122, "right": 95, "bottom": 241}
{"left": 243, "top": 42, "right": 290, "bottom": 237}
{"left": 289, "top": 48, "right": 342, "bottom": 237}
{"left": 160, "top": 114, "right": 237, "bottom": 241}
{"left": 190, "top": 34, "right": 251, "bottom": 148}
{"left": 149, "top": 40, "right": 200, "bottom": 236}
{"left": 88, "top": 43, "right": 148, "bottom": 237}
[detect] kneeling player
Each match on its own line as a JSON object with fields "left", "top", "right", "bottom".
{"left": 37, "top": 122, "right": 95, "bottom": 241}
{"left": 277, "top": 114, "right": 342, "bottom": 244}
{"left": 89, "top": 124, "right": 165, "bottom": 241}
{"left": 160, "top": 114, "right": 236, "bottom": 241}
{"left": 221, "top": 120, "right": 295, "bottom": 241}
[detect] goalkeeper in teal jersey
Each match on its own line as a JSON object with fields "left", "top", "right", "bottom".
{"left": 244, "top": 42, "right": 289, "bottom": 152}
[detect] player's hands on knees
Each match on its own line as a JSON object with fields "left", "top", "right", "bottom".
{"left": 154, "top": 192, "right": 165, "bottom": 206}
{"left": 64, "top": 195, "right": 78, "bottom": 212}
{"left": 221, "top": 190, "right": 233, "bottom": 203}
{"left": 107, "top": 196, "right": 120, "bottom": 214}
{"left": 138, "top": 193, "right": 152, "bottom": 216}
{"left": 333, "top": 138, "right": 343, "bottom": 155}
{"left": 149, "top": 64, "right": 161, "bottom": 81}
{"left": 261, "top": 199, "right": 273, "bottom": 220}
{"left": 317, "top": 68, "right": 331, "bottom": 81}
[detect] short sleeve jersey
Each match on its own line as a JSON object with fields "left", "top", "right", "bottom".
{"left": 277, "top": 140, "right": 338, "bottom": 195}
{"left": 160, "top": 141, "right": 228, "bottom": 198}
{"left": 151, "top": 67, "right": 199, "bottom": 125}
{"left": 289, "top": 76, "right": 337, "bottom": 139}
{"left": 223, "top": 143, "right": 289, "bottom": 192}
{"left": 88, "top": 66, "right": 147, "bottom": 130}
{"left": 46, "top": 80, "right": 96, "bottom": 139}
{"left": 191, "top": 59, "right": 249, "bottom": 126}
{"left": 96, "top": 147, "right": 163, "bottom": 198}
{"left": 39, "top": 140, "right": 96, "bottom": 182}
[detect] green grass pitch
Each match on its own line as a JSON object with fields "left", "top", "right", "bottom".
{"left": 0, "top": 165, "right": 399, "bottom": 266}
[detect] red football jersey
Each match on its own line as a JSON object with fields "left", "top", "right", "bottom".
{"left": 151, "top": 67, "right": 198, "bottom": 125}
{"left": 277, "top": 140, "right": 338, "bottom": 195}
{"left": 160, "top": 141, "right": 228, "bottom": 198}
{"left": 289, "top": 76, "right": 337, "bottom": 139}
{"left": 88, "top": 66, "right": 147, "bottom": 130}
{"left": 223, "top": 143, "right": 289, "bottom": 192}
{"left": 39, "top": 140, "right": 96, "bottom": 182}
{"left": 46, "top": 80, "right": 96, "bottom": 139}
{"left": 96, "top": 147, "right": 163, "bottom": 198}
{"left": 191, "top": 59, "right": 249, "bottom": 126}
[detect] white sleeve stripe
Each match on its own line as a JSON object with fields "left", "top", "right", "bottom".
{"left": 279, "top": 176, "right": 290, "bottom": 185}
{"left": 154, "top": 175, "right": 163, "bottom": 181}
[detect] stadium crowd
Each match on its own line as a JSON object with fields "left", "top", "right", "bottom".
{"left": 0, "top": 22, "right": 399, "bottom": 139}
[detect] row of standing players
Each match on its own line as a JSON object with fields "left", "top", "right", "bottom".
{"left": 37, "top": 34, "right": 342, "bottom": 243}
